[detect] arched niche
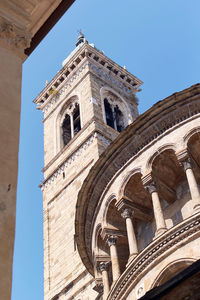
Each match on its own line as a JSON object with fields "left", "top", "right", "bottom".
{"left": 152, "top": 258, "right": 196, "bottom": 288}
{"left": 151, "top": 149, "right": 190, "bottom": 227}
{"left": 122, "top": 171, "right": 154, "bottom": 251}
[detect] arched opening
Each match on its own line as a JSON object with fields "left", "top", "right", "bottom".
{"left": 62, "top": 114, "right": 71, "bottom": 146}
{"left": 151, "top": 149, "right": 188, "bottom": 226}
{"left": 60, "top": 100, "right": 82, "bottom": 148}
{"left": 123, "top": 172, "right": 153, "bottom": 250}
{"left": 103, "top": 93, "right": 126, "bottom": 133}
{"left": 104, "top": 199, "right": 129, "bottom": 274}
{"left": 153, "top": 259, "right": 195, "bottom": 287}
{"left": 104, "top": 98, "right": 114, "bottom": 129}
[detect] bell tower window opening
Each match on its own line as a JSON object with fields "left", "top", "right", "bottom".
{"left": 73, "top": 103, "right": 81, "bottom": 136}
{"left": 104, "top": 98, "right": 114, "bottom": 129}
{"left": 114, "top": 105, "right": 124, "bottom": 132}
{"left": 104, "top": 98, "right": 124, "bottom": 133}
{"left": 61, "top": 102, "right": 81, "bottom": 147}
{"left": 62, "top": 114, "right": 71, "bottom": 146}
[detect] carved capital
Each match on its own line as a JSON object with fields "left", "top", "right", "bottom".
{"left": 99, "top": 262, "right": 109, "bottom": 273}
{"left": 0, "top": 17, "right": 31, "bottom": 50}
{"left": 145, "top": 182, "right": 157, "bottom": 194}
{"left": 106, "top": 235, "right": 118, "bottom": 247}
{"left": 181, "top": 157, "right": 192, "bottom": 171}
{"left": 121, "top": 207, "right": 133, "bottom": 219}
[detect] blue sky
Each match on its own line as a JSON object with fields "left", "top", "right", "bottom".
{"left": 12, "top": 1, "right": 200, "bottom": 299}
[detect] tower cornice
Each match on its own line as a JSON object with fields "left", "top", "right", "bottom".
{"left": 33, "top": 42, "right": 143, "bottom": 111}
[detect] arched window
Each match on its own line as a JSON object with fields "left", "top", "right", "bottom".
{"left": 61, "top": 102, "right": 81, "bottom": 147}
{"left": 104, "top": 98, "right": 124, "bottom": 132}
{"left": 104, "top": 98, "right": 114, "bottom": 129}
{"left": 62, "top": 114, "right": 71, "bottom": 146}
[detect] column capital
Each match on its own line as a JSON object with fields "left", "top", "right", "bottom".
{"left": 121, "top": 207, "right": 133, "bottom": 219}
{"left": 181, "top": 157, "right": 193, "bottom": 171}
{"left": 0, "top": 16, "right": 31, "bottom": 58}
{"left": 99, "top": 262, "right": 109, "bottom": 273}
{"left": 145, "top": 182, "right": 157, "bottom": 194}
{"left": 106, "top": 235, "right": 118, "bottom": 247}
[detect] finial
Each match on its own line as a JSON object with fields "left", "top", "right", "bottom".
{"left": 76, "top": 30, "right": 85, "bottom": 47}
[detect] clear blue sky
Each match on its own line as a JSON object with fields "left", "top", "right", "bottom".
{"left": 12, "top": 1, "right": 200, "bottom": 299}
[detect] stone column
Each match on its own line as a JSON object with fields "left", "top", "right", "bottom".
{"left": 0, "top": 18, "right": 31, "bottom": 300}
{"left": 121, "top": 208, "right": 138, "bottom": 260}
{"left": 181, "top": 158, "right": 200, "bottom": 213}
{"left": 107, "top": 236, "right": 121, "bottom": 283}
{"left": 99, "top": 262, "right": 110, "bottom": 299}
{"left": 69, "top": 112, "right": 74, "bottom": 138}
{"left": 146, "top": 182, "right": 167, "bottom": 237}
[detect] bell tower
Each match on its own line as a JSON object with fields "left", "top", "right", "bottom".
{"left": 34, "top": 34, "right": 142, "bottom": 300}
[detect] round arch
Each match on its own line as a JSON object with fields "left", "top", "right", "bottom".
{"left": 118, "top": 167, "right": 142, "bottom": 198}
{"left": 151, "top": 258, "right": 196, "bottom": 288}
{"left": 100, "top": 86, "right": 133, "bottom": 128}
{"left": 55, "top": 94, "right": 80, "bottom": 153}
{"left": 146, "top": 143, "right": 177, "bottom": 170}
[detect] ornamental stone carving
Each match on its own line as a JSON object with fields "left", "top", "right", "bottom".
{"left": 99, "top": 262, "right": 109, "bottom": 273}
{"left": 0, "top": 17, "right": 31, "bottom": 50}
{"left": 121, "top": 208, "right": 133, "bottom": 219}
{"left": 106, "top": 235, "right": 118, "bottom": 247}
{"left": 181, "top": 157, "right": 193, "bottom": 171}
{"left": 145, "top": 182, "right": 157, "bottom": 194}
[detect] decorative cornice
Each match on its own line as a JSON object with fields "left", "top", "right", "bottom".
{"left": 41, "top": 61, "right": 137, "bottom": 117}
{"left": 41, "top": 132, "right": 111, "bottom": 191}
{"left": 42, "top": 61, "right": 89, "bottom": 115}
{"left": 89, "top": 62, "right": 133, "bottom": 95}
{"left": 108, "top": 213, "right": 200, "bottom": 300}
{"left": 34, "top": 43, "right": 142, "bottom": 113}
{"left": 0, "top": 17, "right": 31, "bottom": 50}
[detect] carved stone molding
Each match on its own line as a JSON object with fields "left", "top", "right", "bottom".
{"left": 106, "top": 235, "right": 118, "bottom": 247}
{"left": 181, "top": 157, "right": 193, "bottom": 171}
{"left": 145, "top": 182, "right": 157, "bottom": 194}
{"left": 121, "top": 208, "right": 133, "bottom": 219}
{"left": 107, "top": 213, "right": 200, "bottom": 300}
{"left": 41, "top": 132, "right": 111, "bottom": 191}
{"left": 99, "top": 262, "right": 109, "bottom": 273}
{"left": 0, "top": 17, "right": 31, "bottom": 50}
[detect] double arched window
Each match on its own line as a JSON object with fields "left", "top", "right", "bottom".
{"left": 61, "top": 102, "right": 81, "bottom": 147}
{"left": 104, "top": 97, "right": 125, "bottom": 133}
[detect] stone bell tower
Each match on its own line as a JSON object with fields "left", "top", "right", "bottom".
{"left": 34, "top": 33, "right": 142, "bottom": 300}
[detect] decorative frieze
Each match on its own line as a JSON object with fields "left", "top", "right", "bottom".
{"left": 41, "top": 132, "right": 111, "bottom": 191}
{"left": 0, "top": 17, "right": 31, "bottom": 50}
{"left": 42, "top": 62, "right": 89, "bottom": 115}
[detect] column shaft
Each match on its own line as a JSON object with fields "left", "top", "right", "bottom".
{"left": 102, "top": 269, "right": 110, "bottom": 299}
{"left": 110, "top": 243, "right": 120, "bottom": 282}
{"left": 185, "top": 167, "right": 200, "bottom": 210}
{"left": 126, "top": 217, "right": 138, "bottom": 256}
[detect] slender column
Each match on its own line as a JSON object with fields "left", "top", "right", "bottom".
{"left": 181, "top": 158, "right": 200, "bottom": 212}
{"left": 69, "top": 113, "right": 74, "bottom": 138}
{"left": 99, "top": 262, "right": 110, "bottom": 299}
{"left": 121, "top": 208, "right": 138, "bottom": 259}
{"left": 146, "top": 182, "right": 167, "bottom": 237}
{"left": 106, "top": 236, "right": 120, "bottom": 282}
